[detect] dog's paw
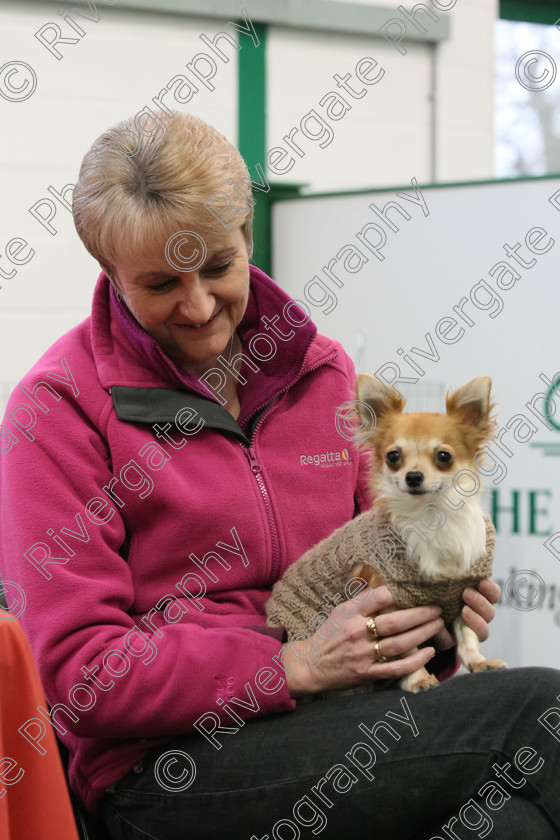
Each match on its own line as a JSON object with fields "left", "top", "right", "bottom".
{"left": 400, "top": 670, "right": 440, "bottom": 693}
{"left": 469, "top": 658, "right": 507, "bottom": 673}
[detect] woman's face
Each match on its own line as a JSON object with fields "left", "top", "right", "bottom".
{"left": 110, "top": 227, "right": 251, "bottom": 378}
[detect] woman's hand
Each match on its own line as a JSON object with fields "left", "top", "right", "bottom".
{"left": 282, "top": 585, "right": 444, "bottom": 698}
{"left": 431, "top": 578, "right": 501, "bottom": 650}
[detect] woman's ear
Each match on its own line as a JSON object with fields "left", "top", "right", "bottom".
{"left": 100, "top": 263, "right": 114, "bottom": 281}
{"left": 101, "top": 265, "right": 124, "bottom": 301}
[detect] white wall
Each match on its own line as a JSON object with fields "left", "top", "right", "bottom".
{"left": 266, "top": 0, "right": 497, "bottom": 191}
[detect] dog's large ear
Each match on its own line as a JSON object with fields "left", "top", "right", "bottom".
{"left": 446, "top": 377, "right": 491, "bottom": 427}
{"left": 356, "top": 374, "right": 405, "bottom": 424}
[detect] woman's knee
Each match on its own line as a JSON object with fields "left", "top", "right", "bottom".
{"left": 500, "top": 666, "right": 560, "bottom": 712}
{"left": 446, "top": 665, "right": 560, "bottom": 711}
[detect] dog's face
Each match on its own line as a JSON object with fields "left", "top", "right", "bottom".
{"left": 354, "top": 376, "right": 496, "bottom": 500}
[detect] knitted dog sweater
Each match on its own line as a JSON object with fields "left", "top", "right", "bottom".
{"left": 266, "top": 507, "right": 495, "bottom": 635}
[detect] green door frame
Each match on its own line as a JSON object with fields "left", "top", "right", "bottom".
{"left": 236, "top": 21, "right": 305, "bottom": 275}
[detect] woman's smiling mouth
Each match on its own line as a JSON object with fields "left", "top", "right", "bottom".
{"left": 174, "top": 310, "right": 222, "bottom": 330}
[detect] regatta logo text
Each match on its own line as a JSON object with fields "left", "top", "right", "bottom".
{"left": 300, "top": 449, "right": 352, "bottom": 467}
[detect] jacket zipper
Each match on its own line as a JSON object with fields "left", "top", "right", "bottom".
{"left": 242, "top": 441, "right": 282, "bottom": 585}
{"left": 240, "top": 347, "right": 340, "bottom": 585}
{"left": 241, "top": 393, "right": 283, "bottom": 584}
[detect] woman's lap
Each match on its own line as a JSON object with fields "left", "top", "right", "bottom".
{"left": 101, "top": 667, "right": 560, "bottom": 840}
{"left": 414, "top": 796, "right": 559, "bottom": 840}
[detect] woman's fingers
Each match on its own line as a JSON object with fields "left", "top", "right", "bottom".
{"left": 460, "top": 580, "right": 499, "bottom": 643}
{"left": 431, "top": 623, "right": 456, "bottom": 651}
{"left": 462, "top": 587, "right": 495, "bottom": 622}
{"left": 471, "top": 578, "right": 501, "bottom": 606}
{"left": 366, "top": 603, "right": 442, "bottom": 637}
{"left": 369, "top": 616, "right": 444, "bottom": 659}
{"left": 363, "top": 645, "right": 436, "bottom": 681}
{"left": 347, "top": 584, "right": 394, "bottom": 616}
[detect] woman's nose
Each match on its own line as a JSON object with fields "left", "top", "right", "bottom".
{"left": 175, "top": 281, "right": 214, "bottom": 324}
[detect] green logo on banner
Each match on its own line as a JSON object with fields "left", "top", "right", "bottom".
{"left": 530, "top": 376, "right": 560, "bottom": 456}
{"left": 545, "top": 375, "right": 560, "bottom": 431}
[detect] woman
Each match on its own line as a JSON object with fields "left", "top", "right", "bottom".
{"left": 1, "top": 111, "right": 559, "bottom": 840}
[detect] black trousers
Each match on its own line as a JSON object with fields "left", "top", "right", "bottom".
{"left": 101, "top": 667, "right": 560, "bottom": 839}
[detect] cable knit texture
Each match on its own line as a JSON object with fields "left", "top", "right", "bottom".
{"left": 266, "top": 507, "right": 495, "bottom": 633}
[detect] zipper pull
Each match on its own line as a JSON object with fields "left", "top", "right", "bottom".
{"left": 245, "top": 445, "right": 261, "bottom": 474}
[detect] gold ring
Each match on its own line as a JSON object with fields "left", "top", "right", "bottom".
{"left": 374, "top": 640, "right": 387, "bottom": 663}
{"left": 365, "top": 617, "right": 378, "bottom": 640}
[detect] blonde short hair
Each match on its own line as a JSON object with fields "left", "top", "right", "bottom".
{"left": 72, "top": 110, "right": 254, "bottom": 273}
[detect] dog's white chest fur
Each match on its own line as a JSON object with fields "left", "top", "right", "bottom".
{"left": 389, "top": 493, "right": 487, "bottom": 579}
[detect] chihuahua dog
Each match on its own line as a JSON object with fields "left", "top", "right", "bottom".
{"left": 352, "top": 374, "right": 506, "bottom": 692}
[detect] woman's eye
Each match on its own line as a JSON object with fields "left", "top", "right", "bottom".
{"left": 146, "top": 261, "right": 234, "bottom": 290}
{"left": 435, "top": 450, "right": 452, "bottom": 464}
{"left": 386, "top": 450, "right": 401, "bottom": 464}
{"left": 148, "top": 278, "right": 176, "bottom": 292}
{"left": 205, "top": 260, "right": 233, "bottom": 275}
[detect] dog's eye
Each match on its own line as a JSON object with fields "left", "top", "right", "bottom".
{"left": 435, "top": 450, "right": 452, "bottom": 465}
{"left": 386, "top": 450, "right": 401, "bottom": 464}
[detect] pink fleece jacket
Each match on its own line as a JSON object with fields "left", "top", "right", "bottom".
{"left": 0, "top": 266, "right": 373, "bottom": 811}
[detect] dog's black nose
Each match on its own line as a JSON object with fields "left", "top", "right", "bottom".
{"left": 405, "top": 471, "right": 424, "bottom": 488}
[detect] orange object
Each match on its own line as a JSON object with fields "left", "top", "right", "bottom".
{"left": 0, "top": 616, "right": 79, "bottom": 840}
